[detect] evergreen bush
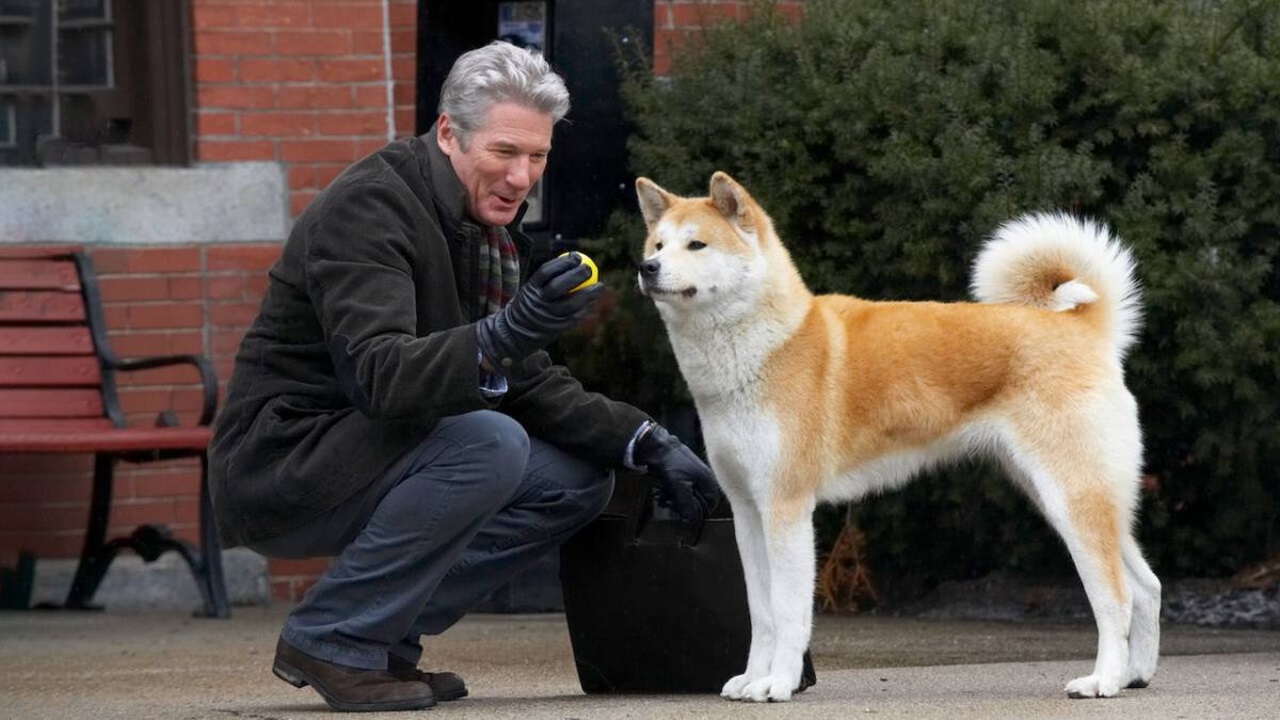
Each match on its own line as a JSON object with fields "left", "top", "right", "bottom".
{"left": 563, "top": 0, "right": 1279, "bottom": 597}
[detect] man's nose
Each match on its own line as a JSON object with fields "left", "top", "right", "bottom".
{"left": 507, "top": 158, "right": 534, "bottom": 191}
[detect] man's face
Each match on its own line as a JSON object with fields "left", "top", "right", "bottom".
{"left": 437, "top": 102, "right": 554, "bottom": 227}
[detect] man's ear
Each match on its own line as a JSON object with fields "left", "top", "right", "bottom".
{"left": 436, "top": 114, "right": 454, "bottom": 156}
{"left": 636, "top": 177, "right": 676, "bottom": 230}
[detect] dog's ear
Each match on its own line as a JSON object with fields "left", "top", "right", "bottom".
{"left": 635, "top": 177, "right": 675, "bottom": 230}
{"left": 709, "top": 171, "right": 755, "bottom": 231}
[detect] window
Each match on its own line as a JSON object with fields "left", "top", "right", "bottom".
{"left": 0, "top": 0, "right": 189, "bottom": 166}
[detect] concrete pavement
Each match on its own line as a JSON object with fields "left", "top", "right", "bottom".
{"left": 2, "top": 606, "right": 1278, "bottom": 719}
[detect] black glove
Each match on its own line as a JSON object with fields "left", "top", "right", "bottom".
{"left": 475, "top": 253, "right": 603, "bottom": 371}
{"left": 634, "top": 423, "right": 722, "bottom": 524}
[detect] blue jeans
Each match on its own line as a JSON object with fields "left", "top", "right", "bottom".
{"left": 249, "top": 410, "right": 613, "bottom": 670}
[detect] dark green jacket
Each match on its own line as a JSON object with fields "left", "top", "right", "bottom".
{"left": 209, "top": 131, "right": 650, "bottom": 548}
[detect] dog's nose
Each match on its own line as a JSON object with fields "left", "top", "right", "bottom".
{"left": 640, "top": 259, "right": 660, "bottom": 276}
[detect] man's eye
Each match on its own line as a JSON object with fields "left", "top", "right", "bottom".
{"left": 688, "top": 241, "right": 707, "bottom": 250}
{"left": 531, "top": 153, "right": 548, "bottom": 164}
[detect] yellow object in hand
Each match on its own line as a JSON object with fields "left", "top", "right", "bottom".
{"left": 559, "top": 251, "right": 599, "bottom": 293}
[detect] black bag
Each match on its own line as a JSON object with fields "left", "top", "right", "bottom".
{"left": 559, "top": 475, "right": 815, "bottom": 694}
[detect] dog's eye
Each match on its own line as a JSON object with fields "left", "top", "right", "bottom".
{"left": 654, "top": 242, "right": 664, "bottom": 251}
{"left": 688, "top": 241, "right": 707, "bottom": 250}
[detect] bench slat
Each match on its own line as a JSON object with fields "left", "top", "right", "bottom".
{"left": 0, "top": 259, "right": 82, "bottom": 291}
{"left": 0, "top": 356, "right": 101, "bottom": 387}
{"left": 0, "top": 421, "right": 212, "bottom": 453}
{"left": 0, "top": 290, "right": 88, "bottom": 322}
{"left": 0, "top": 327, "right": 95, "bottom": 355}
{"left": 0, "top": 388, "right": 104, "bottom": 418}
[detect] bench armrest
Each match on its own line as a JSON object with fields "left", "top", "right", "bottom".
{"left": 110, "top": 354, "right": 220, "bottom": 427}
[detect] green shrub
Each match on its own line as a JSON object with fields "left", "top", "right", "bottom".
{"left": 564, "top": 0, "right": 1280, "bottom": 595}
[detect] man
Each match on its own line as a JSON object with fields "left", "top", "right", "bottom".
{"left": 209, "top": 41, "right": 720, "bottom": 713}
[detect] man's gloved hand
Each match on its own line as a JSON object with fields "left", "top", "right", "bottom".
{"left": 634, "top": 423, "right": 722, "bottom": 524}
{"left": 476, "top": 253, "right": 603, "bottom": 371}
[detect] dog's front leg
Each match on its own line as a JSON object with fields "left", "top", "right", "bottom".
{"left": 721, "top": 493, "right": 775, "bottom": 700}
{"left": 741, "top": 509, "right": 815, "bottom": 702}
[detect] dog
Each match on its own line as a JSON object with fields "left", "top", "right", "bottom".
{"left": 634, "top": 171, "right": 1161, "bottom": 702}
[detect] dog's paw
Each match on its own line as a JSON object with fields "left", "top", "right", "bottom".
{"left": 721, "top": 674, "right": 753, "bottom": 700}
{"left": 1065, "top": 674, "right": 1123, "bottom": 699}
{"left": 740, "top": 675, "right": 795, "bottom": 703}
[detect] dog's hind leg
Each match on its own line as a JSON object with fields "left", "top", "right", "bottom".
{"left": 1006, "top": 441, "right": 1133, "bottom": 699}
{"left": 721, "top": 492, "right": 777, "bottom": 700}
{"left": 1122, "top": 536, "right": 1161, "bottom": 688}
{"left": 739, "top": 498, "right": 816, "bottom": 703}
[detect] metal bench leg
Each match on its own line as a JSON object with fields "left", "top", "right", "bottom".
{"left": 65, "top": 454, "right": 121, "bottom": 609}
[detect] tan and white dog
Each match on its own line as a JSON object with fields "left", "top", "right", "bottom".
{"left": 635, "top": 172, "right": 1161, "bottom": 702}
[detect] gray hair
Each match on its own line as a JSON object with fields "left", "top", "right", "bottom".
{"left": 438, "top": 41, "right": 571, "bottom": 148}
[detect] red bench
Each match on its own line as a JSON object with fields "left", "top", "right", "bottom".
{"left": 0, "top": 246, "right": 228, "bottom": 617}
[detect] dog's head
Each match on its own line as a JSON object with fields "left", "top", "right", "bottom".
{"left": 634, "top": 172, "right": 774, "bottom": 319}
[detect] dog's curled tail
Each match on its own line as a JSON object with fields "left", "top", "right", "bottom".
{"left": 971, "top": 212, "right": 1142, "bottom": 359}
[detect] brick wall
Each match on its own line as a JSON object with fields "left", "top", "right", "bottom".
{"left": 192, "top": 0, "right": 419, "bottom": 215}
{"left": 653, "top": 0, "right": 805, "bottom": 75}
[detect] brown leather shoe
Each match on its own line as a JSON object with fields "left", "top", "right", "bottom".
{"left": 272, "top": 638, "right": 437, "bottom": 712}
{"left": 388, "top": 654, "right": 468, "bottom": 701}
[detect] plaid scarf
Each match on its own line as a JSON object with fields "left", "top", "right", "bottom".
{"left": 478, "top": 225, "right": 520, "bottom": 317}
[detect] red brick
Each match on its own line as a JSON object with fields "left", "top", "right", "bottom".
{"left": 0, "top": 504, "right": 86, "bottom": 533}
{"left": 317, "top": 111, "right": 385, "bottom": 136}
{"left": 210, "top": 301, "right": 261, "bottom": 327}
{"left": 192, "top": 5, "right": 237, "bottom": 31}
{"left": 313, "top": 3, "right": 385, "bottom": 30}
{"left": 393, "top": 109, "right": 416, "bottom": 138}
{"left": 276, "top": 30, "right": 352, "bottom": 56}
{"left": 388, "top": 2, "right": 417, "bottom": 26}
{"left": 207, "top": 274, "right": 248, "bottom": 300}
{"left": 351, "top": 30, "right": 384, "bottom": 55}
{"left": 196, "top": 112, "right": 238, "bottom": 136}
{"left": 198, "top": 85, "right": 277, "bottom": 110}
{"left": 281, "top": 138, "right": 358, "bottom": 163}
{"left": 106, "top": 498, "right": 178, "bottom": 530}
{"left": 115, "top": 362, "right": 208, "bottom": 387}
{"left": 271, "top": 557, "right": 333, "bottom": 576}
{"left": 235, "top": 2, "right": 312, "bottom": 29}
{"left": 316, "top": 58, "right": 385, "bottom": 83}
{"left": 211, "top": 328, "right": 249, "bottom": 355}
{"left": 390, "top": 55, "right": 415, "bottom": 82}
{"left": 196, "top": 30, "right": 275, "bottom": 56}
{"left": 277, "top": 85, "right": 353, "bottom": 110}
{"left": 389, "top": 27, "right": 415, "bottom": 54}
{"left": 0, "top": 476, "right": 90, "bottom": 504}
{"left": 314, "top": 163, "right": 348, "bottom": 189}
{"left": 99, "top": 275, "right": 202, "bottom": 303}
{"left": 119, "top": 303, "right": 204, "bottom": 331}
{"left": 391, "top": 82, "right": 413, "bottom": 106}
{"left": 206, "top": 244, "right": 283, "bottom": 272}
{"left": 242, "top": 112, "right": 317, "bottom": 137}
{"left": 0, "top": 533, "right": 84, "bottom": 560}
{"left": 0, "top": 454, "right": 92, "bottom": 474}
{"left": 239, "top": 58, "right": 315, "bottom": 83}
{"left": 355, "top": 85, "right": 389, "bottom": 110}
{"left": 194, "top": 58, "right": 236, "bottom": 83}
{"left": 132, "top": 469, "right": 201, "bottom": 500}
{"left": 288, "top": 164, "right": 316, "bottom": 189}
{"left": 109, "top": 331, "right": 204, "bottom": 358}
{"left": 94, "top": 246, "right": 208, "bottom": 274}
{"left": 291, "top": 190, "right": 319, "bottom": 216}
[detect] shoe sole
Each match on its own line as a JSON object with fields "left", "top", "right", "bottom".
{"left": 273, "top": 658, "right": 438, "bottom": 712}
